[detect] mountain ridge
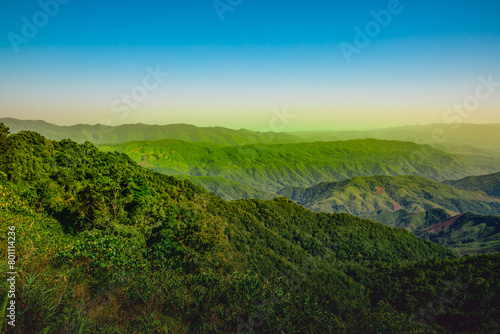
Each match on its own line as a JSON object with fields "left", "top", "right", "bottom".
{"left": 99, "top": 137, "right": 488, "bottom": 192}
{"left": 277, "top": 174, "right": 500, "bottom": 227}
{"left": 443, "top": 172, "right": 500, "bottom": 197}
{"left": 416, "top": 212, "right": 500, "bottom": 254}
{"left": 0, "top": 117, "right": 302, "bottom": 146}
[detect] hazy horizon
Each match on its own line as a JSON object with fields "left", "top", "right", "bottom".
{"left": 2, "top": 116, "right": 500, "bottom": 133}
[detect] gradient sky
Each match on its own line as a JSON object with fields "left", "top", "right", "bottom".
{"left": 0, "top": 0, "right": 499, "bottom": 131}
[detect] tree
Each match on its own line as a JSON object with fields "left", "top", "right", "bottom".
{"left": 0, "top": 123, "right": 10, "bottom": 174}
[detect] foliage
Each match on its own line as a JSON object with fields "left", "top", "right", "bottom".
{"left": 0, "top": 125, "right": 499, "bottom": 333}
{"left": 417, "top": 212, "right": 500, "bottom": 254}
{"left": 443, "top": 171, "right": 500, "bottom": 198}
{"left": 100, "top": 138, "right": 485, "bottom": 192}
{"left": 278, "top": 174, "right": 500, "bottom": 218}
{"left": 177, "top": 175, "right": 277, "bottom": 201}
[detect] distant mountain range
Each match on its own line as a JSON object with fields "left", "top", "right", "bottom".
{"left": 175, "top": 175, "right": 277, "bottom": 201}
{"left": 292, "top": 123, "right": 500, "bottom": 155}
{"left": 0, "top": 117, "right": 301, "bottom": 146}
{"left": 3, "top": 118, "right": 500, "bottom": 154}
{"left": 416, "top": 212, "right": 500, "bottom": 255}
{"left": 99, "top": 138, "right": 488, "bottom": 192}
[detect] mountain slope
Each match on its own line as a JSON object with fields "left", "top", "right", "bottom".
{"left": 291, "top": 123, "right": 500, "bottom": 155}
{"left": 0, "top": 117, "right": 301, "bottom": 145}
{"left": 443, "top": 172, "right": 500, "bottom": 198}
{"left": 416, "top": 212, "right": 500, "bottom": 254}
{"left": 278, "top": 175, "right": 500, "bottom": 229}
{"left": 100, "top": 138, "right": 486, "bottom": 193}
{"left": 292, "top": 124, "right": 500, "bottom": 174}
{"left": 176, "top": 175, "right": 277, "bottom": 201}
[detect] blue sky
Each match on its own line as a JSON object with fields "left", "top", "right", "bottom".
{"left": 0, "top": 0, "right": 499, "bottom": 130}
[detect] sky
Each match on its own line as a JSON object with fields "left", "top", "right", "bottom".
{"left": 0, "top": 0, "right": 499, "bottom": 131}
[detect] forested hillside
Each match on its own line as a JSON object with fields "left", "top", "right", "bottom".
{"left": 1, "top": 124, "right": 499, "bottom": 333}
{"left": 176, "top": 175, "right": 277, "bottom": 201}
{"left": 278, "top": 175, "right": 500, "bottom": 254}
{"left": 6, "top": 119, "right": 500, "bottom": 157}
{"left": 278, "top": 175, "right": 500, "bottom": 223}
{"left": 443, "top": 172, "right": 500, "bottom": 198}
{"left": 100, "top": 138, "right": 485, "bottom": 192}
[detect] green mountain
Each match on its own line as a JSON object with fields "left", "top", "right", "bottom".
{"left": 416, "top": 212, "right": 500, "bottom": 255}
{"left": 6, "top": 119, "right": 500, "bottom": 156}
{"left": 443, "top": 172, "right": 500, "bottom": 198}
{"left": 175, "top": 175, "right": 277, "bottom": 201}
{"left": 0, "top": 117, "right": 301, "bottom": 145}
{"left": 291, "top": 123, "right": 500, "bottom": 155}
{"left": 1, "top": 124, "right": 499, "bottom": 333}
{"left": 278, "top": 175, "right": 500, "bottom": 228}
{"left": 100, "top": 138, "right": 487, "bottom": 193}
{"left": 293, "top": 124, "right": 500, "bottom": 175}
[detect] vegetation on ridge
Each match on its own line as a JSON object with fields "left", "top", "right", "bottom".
{"left": 100, "top": 138, "right": 485, "bottom": 192}
{"left": 0, "top": 124, "right": 499, "bottom": 333}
